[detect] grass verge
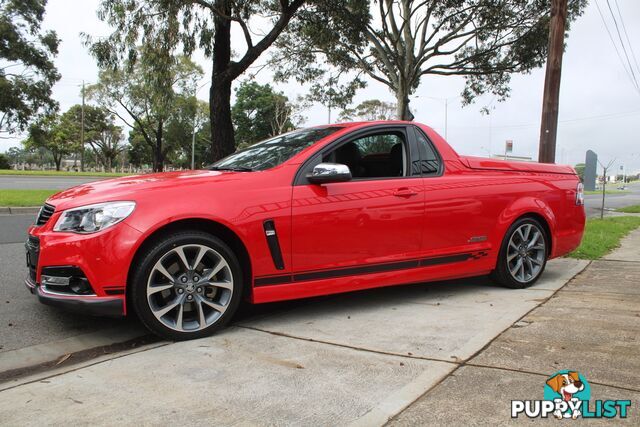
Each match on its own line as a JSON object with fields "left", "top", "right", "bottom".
{"left": 568, "top": 216, "right": 640, "bottom": 259}
{"left": 0, "top": 169, "right": 129, "bottom": 177}
{"left": 616, "top": 205, "right": 640, "bottom": 213}
{"left": 0, "top": 189, "right": 59, "bottom": 207}
{"left": 584, "top": 189, "right": 629, "bottom": 195}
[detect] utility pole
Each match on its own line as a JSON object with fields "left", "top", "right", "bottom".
{"left": 80, "top": 80, "right": 85, "bottom": 172}
{"left": 538, "top": 0, "right": 568, "bottom": 164}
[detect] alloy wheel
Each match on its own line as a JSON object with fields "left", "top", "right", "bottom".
{"left": 146, "top": 244, "right": 234, "bottom": 332}
{"left": 506, "top": 223, "right": 546, "bottom": 283}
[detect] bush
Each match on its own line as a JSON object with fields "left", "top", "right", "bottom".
{"left": 0, "top": 153, "right": 11, "bottom": 169}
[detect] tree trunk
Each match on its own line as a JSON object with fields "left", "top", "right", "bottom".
{"left": 396, "top": 91, "right": 413, "bottom": 121}
{"left": 210, "top": 0, "right": 235, "bottom": 162}
{"left": 154, "top": 120, "right": 164, "bottom": 172}
{"left": 210, "top": 78, "right": 235, "bottom": 161}
{"left": 54, "top": 154, "right": 62, "bottom": 171}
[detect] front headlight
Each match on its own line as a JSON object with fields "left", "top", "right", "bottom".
{"left": 53, "top": 201, "right": 136, "bottom": 234}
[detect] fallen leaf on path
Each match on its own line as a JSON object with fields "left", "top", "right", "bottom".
{"left": 55, "top": 354, "right": 71, "bottom": 365}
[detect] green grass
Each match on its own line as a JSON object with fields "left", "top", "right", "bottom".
{"left": 568, "top": 216, "right": 640, "bottom": 259}
{"left": 0, "top": 169, "right": 129, "bottom": 177}
{"left": 0, "top": 189, "right": 59, "bottom": 207}
{"left": 617, "top": 205, "right": 640, "bottom": 213}
{"left": 584, "top": 189, "right": 629, "bottom": 195}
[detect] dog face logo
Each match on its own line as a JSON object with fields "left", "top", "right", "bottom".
{"left": 546, "top": 371, "right": 585, "bottom": 401}
{"left": 544, "top": 371, "right": 590, "bottom": 419}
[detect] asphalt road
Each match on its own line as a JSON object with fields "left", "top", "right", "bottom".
{"left": 0, "top": 175, "right": 107, "bottom": 190}
{"left": 584, "top": 182, "right": 640, "bottom": 217}
{"left": 0, "top": 242, "right": 136, "bottom": 353}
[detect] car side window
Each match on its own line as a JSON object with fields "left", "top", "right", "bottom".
{"left": 413, "top": 128, "right": 441, "bottom": 176}
{"left": 322, "top": 132, "right": 407, "bottom": 179}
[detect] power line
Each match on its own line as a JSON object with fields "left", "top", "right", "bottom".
{"left": 447, "top": 109, "right": 640, "bottom": 130}
{"left": 605, "top": 0, "right": 640, "bottom": 89}
{"left": 613, "top": 0, "right": 640, "bottom": 79}
{"left": 594, "top": 0, "right": 640, "bottom": 93}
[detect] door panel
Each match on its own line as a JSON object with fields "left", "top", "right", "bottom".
{"left": 291, "top": 178, "right": 425, "bottom": 272}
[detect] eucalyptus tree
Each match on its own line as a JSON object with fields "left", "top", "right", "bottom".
{"left": 275, "top": 0, "right": 587, "bottom": 120}
{"left": 24, "top": 113, "right": 70, "bottom": 171}
{"left": 86, "top": 52, "right": 203, "bottom": 171}
{"left": 87, "top": 0, "right": 374, "bottom": 160}
{"left": 0, "top": 0, "right": 60, "bottom": 136}
{"left": 339, "top": 99, "right": 397, "bottom": 121}
{"left": 86, "top": 0, "right": 318, "bottom": 162}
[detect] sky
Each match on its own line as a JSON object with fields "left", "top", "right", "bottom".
{"left": 3, "top": 0, "right": 640, "bottom": 174}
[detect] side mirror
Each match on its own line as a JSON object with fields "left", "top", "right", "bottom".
{"left": 307, "top": 163, "right": 352, "bottom": 184}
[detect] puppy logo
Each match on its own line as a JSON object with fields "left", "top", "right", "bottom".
{"left": 546, "top": 371, "right": 584, "bottom": 401}
{"left": 544, "top": 371, "right": 589, "bottom": 419}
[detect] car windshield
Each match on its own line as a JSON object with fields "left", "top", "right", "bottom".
{"left": 210, "top": 127, "right": 342, "bottom": 172}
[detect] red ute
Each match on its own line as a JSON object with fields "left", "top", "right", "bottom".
{"left": 24, "top": 122, "right": 586, "bottom": 340}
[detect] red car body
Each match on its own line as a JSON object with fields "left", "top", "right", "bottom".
{"left": 25, "top": 121, "right": 585, "bottom": 318}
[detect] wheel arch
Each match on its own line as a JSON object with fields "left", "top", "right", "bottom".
{"left": 126, "top": 218, "right": 253, "bottom": 313}
{"left": 496, "top": 197, "right": 556, "bottom": 258}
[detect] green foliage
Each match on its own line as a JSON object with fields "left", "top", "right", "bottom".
{"left": 0, "top": 0, "right": 60, "bottom": 135}
{"left": 0, "top": 153, "right": 10, "bottom": 169}
{"left": 23, "top": 113, "right": 72, "bottom": 171}
{"left": 274, "top": 0, "right": 587, "bottom": 119}
{"left": 85, "top": 0, "right": 339, "bottom": 161}
{"left": 574, "top": 163, "right": 585, "bottom": 181}
{"left": 86, "top": 50, "right": 203, "bottom": 171}
{"left": 127, "top": 96, "right": 210, "bottom": 169}
{"left": 339, "top": 100, "right": 397, "bottom": 122}
{"left": 568, "top": 216, "right": 640, "bottom": 260}
{"left": 232, "top": 81, "right": 296, "bottom": 148}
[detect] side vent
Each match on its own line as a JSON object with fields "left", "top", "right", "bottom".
{"left": 263, "top": 219, "right": 285, "bottom": 270}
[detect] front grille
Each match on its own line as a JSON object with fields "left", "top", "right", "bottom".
{"left": 36, "top": 203, "right": 55, "bottom": 226}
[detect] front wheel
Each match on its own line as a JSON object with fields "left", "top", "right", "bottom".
{"left": 131, "top": 231, "right": 243, "bottom": 340}
{"left": 492, "top": 218, "right": 548, "bottom": 289}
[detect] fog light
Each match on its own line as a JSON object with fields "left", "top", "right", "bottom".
{"left": 41, "top": 266, "right": 95, "bottom": 295}
{"left": 69, "top": 277, "right": 92, "bottom": 295}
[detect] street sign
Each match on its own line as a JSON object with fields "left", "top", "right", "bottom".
{"left": 505, "top": 140, "right": 513, "bottom": 153}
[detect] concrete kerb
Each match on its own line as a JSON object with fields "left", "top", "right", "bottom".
{"left": 0, "top": 207, "right": 40, "bottom": 215}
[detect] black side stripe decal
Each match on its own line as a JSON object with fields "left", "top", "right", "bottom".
{"left": 254, "top": 251, "right": 488, "bottom": 287}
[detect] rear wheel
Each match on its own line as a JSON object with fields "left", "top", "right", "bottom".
{"left": 493, "top": 217, "right": 548, "bottom": 289}
{"left": 131, "top": 231, "right": 243, "bottom": 340}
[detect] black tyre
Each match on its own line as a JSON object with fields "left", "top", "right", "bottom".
{"left": 131, "top": 230, "right": 243, "bottom": 340}
{"left": 492, "top": 217, "right": 548, "bottom": 289}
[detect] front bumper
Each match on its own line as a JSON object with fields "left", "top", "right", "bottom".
{"left": 25, "top": 216, "right": 142, "bottom": 317}
{"left": 25, "top": 276, "right": 124, "bottom": 317}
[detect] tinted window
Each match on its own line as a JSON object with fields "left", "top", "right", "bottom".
{"left": 323, "top": 131, "right": 406, "bottom": 179}
{"left": 413, "top": 128, "right": 441, "bottom": 175}
{"left": 211, "top": 127, "right": 341, "bottom": 171}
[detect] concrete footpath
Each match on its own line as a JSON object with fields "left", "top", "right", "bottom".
{"left": 1, "top": 239, "right": 637, "bottom": 425}
{"left": 0, "top": 257, "right": 587, "bottom": 426}
{"left": 391, "top": 232, "right": 640, "bottom": 425}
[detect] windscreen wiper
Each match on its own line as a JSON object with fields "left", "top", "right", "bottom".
{"left": 209, "top": 166, "right": 254, "bottom": 172}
